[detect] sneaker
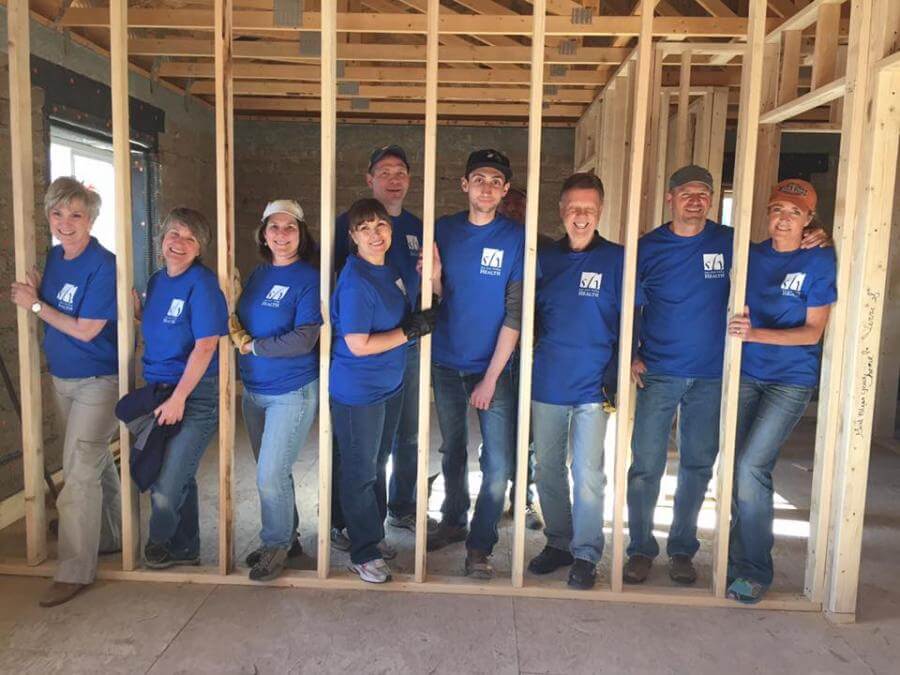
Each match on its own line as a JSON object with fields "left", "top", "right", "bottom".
{"left": 144, "top": 541, "right": 200, "bottom": 570}
{"left": 668, "top": 554, "right": 697, "bottom": 585}
{"left": 245, "top": 537, "right": 303, "bottom": 567}
{"left": 387, "top": 513, "right": 417, "bottom": 531}
{"left": 528, "top": 545, "right": 574, "bottom": 575}
{"left": 623, "top": 554, "right": 652, "bottom": 584}
{"left": 39, "top": 582, "right": 87, "bottom": 608}
{"left": 568, "top": 559, "right": 597, "bottom": 590}
{"left": 464, "top": 549, "right": 494, "bottom": 580}
{"left": 426, "top": 522, "right": 469, "bottom": 552}
{"left": 349, "top": 557, "right": 392, "bottom": 584}
{"left": 726, "top": 577, "right": 768, "bottom": 604}
{"left": 330, "top": 527, "right": 352, "bottom": 552}
{"left": 248, "top": 547, "right": 288, "bottom": 582}
{"left": 377, "top": 540, "right": 397, "bottom": 561}
{"left": 525, "top": 504, "right": 544, "bottom": 531}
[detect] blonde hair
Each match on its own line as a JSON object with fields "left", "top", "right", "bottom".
{"left": 159, "top": 207, "right": 212, "bottom": 259}
{"left": 44, "top": 176, "right": 102, "bottom": 224}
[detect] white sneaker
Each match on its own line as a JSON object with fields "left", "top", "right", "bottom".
{"left": 377, "top": 539, "right": 397, "bottom": 560}
{"left": 349, "top": 558, "right": 392, "bottom": 584}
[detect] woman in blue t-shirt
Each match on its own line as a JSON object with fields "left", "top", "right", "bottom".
{"left": 330, "top": 198, "right": 436, "bottom": 583}
{"left": 10, "top": 177, "right": 120, "bottom": 607}
{"left": 726, "top": 180, "right": 836, "bottom": 603}
{"left": 229, "top": 200, "right": 321, "bottom": 581}
{"left": 139, "top": 208, "right": 228, "bottom": 569}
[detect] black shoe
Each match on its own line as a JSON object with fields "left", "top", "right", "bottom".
{"left": 668, "top": 554, "right": 697, "bottom": 585}
{"left": 623, "top": 554, "right": 652, "bottom": 584}
{"left": 525, "top": 504, "right": 544, "bottom": 531}
{"left": 144, "top": 541, "right": 200, "bottom": 570}
{"left": 568, "top": 559, "right": 597, "bottom": 590}
{"left": 246, "top": 537, "right": 303, "bottom": 567}
{"left": 387, "top": 512, "right": 417, "bottom": 531}
{"left": 426, "top": 522, "right": 468, "bottom": 552}
{"left": 527, "top": 545, "right": 574, "bottom": 575}
{"left": 248, "top": 547, "right": 288, "bottom": 582}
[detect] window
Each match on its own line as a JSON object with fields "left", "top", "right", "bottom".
{"left": 720, "top": 190, "right": 735, "bottom": 227}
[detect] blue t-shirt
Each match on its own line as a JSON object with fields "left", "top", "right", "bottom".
{"left": 40, "top": 237, "right": 118, "bottom": 379}
{"left": 742, "top": 241, "right": 837, "bottom": 387}
{"left": 637, "top": 220, "right": 733, "bottom": 378}
{"left": 237, "top": 260, "right": 322, "bottom": 396}
{"left": 142, "top": 262, "right": 228, "bottom": 385}
{"left": 330, "top": 255, "right": 409, "bottom": 406}
{"left": 533, "top": 236, "right": 641, "bottom": 406}
{"left": 335, "top": 209, "right": 422, "bottom": 309}
{"left": 432, "top": 211, "right": 525, "bottom": 373}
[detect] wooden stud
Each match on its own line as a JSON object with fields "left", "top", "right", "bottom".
{"left": 751, "top": 43, "right": 782, "bottom": 242}
{"left": 316, "top": 0, "right": 337, "bottom": 581}
{"left": 711, "top": 0, "right": 767, "bottom": 599}
{"left": 7, "top": 0, "right": 47, "bottom": 567}
{"left": 413, "top": 0, "right": 439, "bottom": 584}
{"left": 214, "top": 0, "right": 237, "bottom": 576}
{"left": 110, "top": 0, "right": 140, "bottom": 571}
{"left": 778, "top": 30, "right": 802, "bottom": 106}
{"left": 640, "top": 46, "right": 665, "bottom": 232}
{"left": 692, "top": 90, "right": 713, "bottom": 169}
{"left": 610, "top": 0, "right": 654, "bottom": 594}
{"left": 675, "top": 51, "right": 692, "bottom": 167}
{"left": 511, "top": 0, "right": 546, "bottom": 589}
{"left": 707, "top": 88, "right": 729, "bottom": 222}
{"left": 812, "top": 2, "right": 841, "bottom": 89}
{"left": 652, "top": 93, "right": 671, "bottom": 227}
{"left": 766, "top": 0, "right": 846, "bottom": 45}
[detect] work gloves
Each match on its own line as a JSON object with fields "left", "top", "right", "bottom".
{"left": 229, "top": 314, "right": 253, "bottom": 350}
{"left": 400, "top": 304, "right": 439, "bottom": 340}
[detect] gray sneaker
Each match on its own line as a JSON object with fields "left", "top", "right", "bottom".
{"left": 377, "top": 539, "right": 397, "bottom": 560}
{"left": 349, "top": 558, "right": 392, "bottom": 584}
{"left": 249, "top": 547, "right": 288, "bottom": 582}
{"left": 387, "top": 513, "right": 417, "bottom": 531}
{"left": 330, "top": 527, "right": 352, "bottom": 552}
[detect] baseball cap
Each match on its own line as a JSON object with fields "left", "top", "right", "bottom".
{"left": 668, "top": 164, "right": 714, "bottom": 191}
{"left": 768, "top": 179, "right": 817, "bottom": 214}
{"left": 465, "top": 148, "right": 512, "bottom": 181}
{"left": 368, "top": 144, "right": 410, "bottom": 172}
{"left": 261, "top": 199, "right": 304, "bottom": 223}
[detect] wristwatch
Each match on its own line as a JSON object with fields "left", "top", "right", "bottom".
{"left": 30, "top": 301, "right": 42, "bottom": 314}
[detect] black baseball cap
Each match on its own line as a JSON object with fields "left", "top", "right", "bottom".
{"left": 465, "top": 148, "right": 512, "bottom": 182}
{"left": 368, "top": 144, "right": 410, "bottom": 172}
{"left": 668, "top": 164, "right": 714, "bottom": 191}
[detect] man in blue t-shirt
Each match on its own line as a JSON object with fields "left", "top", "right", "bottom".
{"left": 331, "top": 145, "right": 424, "bottom": 553}
{"left": 625, "top": 165, "right": 828, "bottom": 586}
{"left": 427, "top": 149, "right": 525, "bottom": 581}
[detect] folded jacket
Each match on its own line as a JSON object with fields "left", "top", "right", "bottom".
{"left": 115, "top": 383, "right": 181, "bottom": 492}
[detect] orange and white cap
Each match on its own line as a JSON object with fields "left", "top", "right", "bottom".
{"left": 768, "top": 179, "right": 817, "bottom": 214}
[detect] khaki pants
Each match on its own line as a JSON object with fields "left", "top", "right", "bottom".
{"left": 51, "top": 375, "right": 121, "bottom": 584}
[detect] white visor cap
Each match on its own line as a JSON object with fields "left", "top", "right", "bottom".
{"left": 261, "top": 199, "right": 304, "bottom": 224}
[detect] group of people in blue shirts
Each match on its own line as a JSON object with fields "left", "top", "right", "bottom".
{"left": 10, "top": 142, "right": 835, "bottom": 607}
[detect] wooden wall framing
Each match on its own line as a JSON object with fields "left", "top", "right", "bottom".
{"left": 3, "top": 0, "right": 899, "bottom": 623}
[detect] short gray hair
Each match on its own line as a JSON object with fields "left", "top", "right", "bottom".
{"left": 159, "top": 207, "right": 212, "bottom": 258}
{"left": 44, "top": 176, "right": 102, "bottom": 224}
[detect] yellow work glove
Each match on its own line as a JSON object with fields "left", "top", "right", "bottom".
{"left": 228, "top": 314, "right": 252, "bottom": 350}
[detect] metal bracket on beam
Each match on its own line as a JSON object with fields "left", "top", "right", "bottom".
{"left": 274, "top": 0, "right": 304, "bottom": 28}
{"left": 338, "top": 82, "right": 360, "bottom": 96}
{"left": 299, "top": 32, "right": 321, "bottom": 57}
{"left": 558, "top": 40, "right": 577, "bottom": 57}
{"left": 549, "top": 65, "right": 568, "bottom": 77}
{"left": 571, "top": 7, "right": 594, "bottom": 25}
{"left": 351, "top": 98, "right": 370, "bottom": 110}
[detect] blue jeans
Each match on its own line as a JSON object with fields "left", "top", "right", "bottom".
{"left": 243, "top": 380, "right": 319, "bottom": 549}
{"left": 331, "top": 391, "right": 403, "bottom": 564}
{"left": 728, "top": 377, "right": 813, "bottom": 585}
{"left": 627, "top": 373, "right": 721, "bottom": 559}
{"left": 532, "top": 401, "right": 608, "bottom": 564}
{"left": 148, "top": 376, "right": 219, "bottom": 558}
{"left": 388, "top": 343, "right": 420, "bottom": 518}
{"left": 432, "top": 362, "right": 515, "bottom": 554}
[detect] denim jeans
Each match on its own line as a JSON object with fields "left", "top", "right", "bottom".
{"left": 532, "top": 401, "right": 608, "bottom": 564}
{"left": 331, "top": 390, "right": 403, "bottom": 564}
{"left": 148, "top": 376, "right": 219, "bottom": 558}
{"left": 432, "top": 362, "right": 515, "bottom": 554}
{"left": 243, "top": 380, "right": 319, "bottom": 549}
{"left": 388, "top": 342, "right": 420, "bottom": 518}
{"left": 627, "top": 373, "right": 721, "bottom": 559}
{"left": 728, "top": 377, "right": 813, "bottom": 586}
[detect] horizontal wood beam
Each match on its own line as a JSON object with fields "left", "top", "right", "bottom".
{"left": 158, "top": 61, "right": 611, "bottom": 85}
{"left": 60, "top": 9, "right": 786, "bottom": 37}
{"left": 758, "top": 76, "right": 846, "bottom": 124}
{"left": 230, "top": 96, "right": 585, "bottom": 117}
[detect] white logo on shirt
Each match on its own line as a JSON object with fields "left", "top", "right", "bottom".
{"left": 579, "top": 272, "right": 603, "bottom": 297}
{"left": 703, "top": 253, "right": 726, "bottom": 279}
{"left": 263, "top": 284, "right": 290, "bottom": 307}
{"left": 480, "top": 248, "right": 504, "bottom": 277}
{"left": 406, "top": 235, "right": 420, "bottom": 254}
{"left": 395, "top": 278, "right": 407, "bottom": 296}
{"left": 164, "top": 299, "right": 185, "bottom": 323}
{"left": 781, "top": 272, "right": 806, "bottom": 296}
{"left": 56, "top": 283, "right": 78, "bottom": 309}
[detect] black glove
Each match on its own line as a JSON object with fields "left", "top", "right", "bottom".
{"left": 400, "top": 306, "right": 438, "bottom": 340}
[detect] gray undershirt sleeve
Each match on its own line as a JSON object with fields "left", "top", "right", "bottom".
{"left": 252, "top": 324, "right": 321, "bottom": 358}
{"left": 503, "top": 280, "right": 523, "bottom": 330}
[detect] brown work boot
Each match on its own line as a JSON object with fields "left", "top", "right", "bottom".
{"left": 668, "top": 554, "right": 697, "bottom": 585}
{"left": 623, "top": 555, "right": 653, "bottom": 584}
{"left": 464, "top": 549, "right": 494, "bottom": 580}
{"left": 39, "top": 581, "right": 87, "bottom": 607}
